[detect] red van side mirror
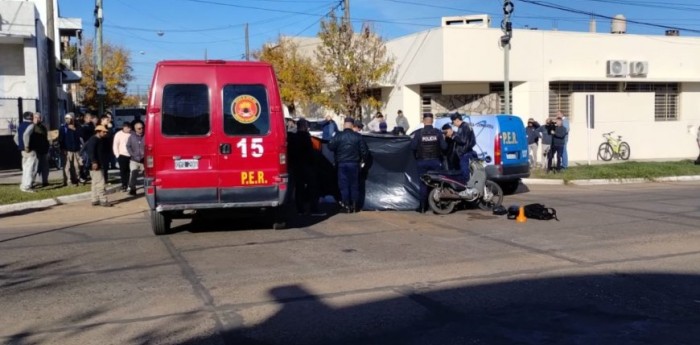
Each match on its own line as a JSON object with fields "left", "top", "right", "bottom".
{"left": 148, "top": 107, "right": 161, "bottom": 114}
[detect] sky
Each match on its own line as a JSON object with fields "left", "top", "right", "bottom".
{"left": 58, "top": 0, "right": 700, "bottom": 95}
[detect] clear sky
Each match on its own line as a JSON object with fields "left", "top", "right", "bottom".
{"left": 58, "top": 0, "right": 700, "bottom": 95}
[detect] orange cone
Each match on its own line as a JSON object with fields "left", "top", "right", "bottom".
{"left": 516, "top": 206, "right": 527, "bottom": 223}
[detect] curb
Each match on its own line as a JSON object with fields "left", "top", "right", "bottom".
{"left": 0, "top": 185, "right": 121, "bottom": 217}
{"left": 524, "top": 175, "right": 700, "bottom": 186}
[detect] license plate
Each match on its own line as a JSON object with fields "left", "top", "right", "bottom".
{"left": 506, "top": 152, "right": 518, "bottom": 160}
{"left": 175, "top": 159, "right": 198, "bottom": 170}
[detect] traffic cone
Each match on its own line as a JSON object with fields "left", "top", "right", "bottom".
{"left": 516, "top": 206, "right": 527, "bottom": 223}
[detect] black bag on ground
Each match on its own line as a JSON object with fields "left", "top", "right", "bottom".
{"left": 523, "top": 203, "right": 559, "bottom": 221}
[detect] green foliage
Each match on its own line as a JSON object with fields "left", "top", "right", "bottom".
{"left": 255, "top": 37, "right": 326, "bottom": 115}
{"left": 79, "top": 40, "right": 134, "bottom": 109}
{"left": 316, "top": 12, "right": 394, "bottom": 119}
{"left": 530, "top": 161, "right": 700, "bottom": 183}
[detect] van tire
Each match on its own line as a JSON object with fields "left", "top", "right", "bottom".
{"left": 152, "top": 210, "right": 171, "bottom": 236}
{"left": 499, "top": 180, "right": 520, "bottom": 195}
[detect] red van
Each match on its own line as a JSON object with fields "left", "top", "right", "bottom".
{"left": 143, "top": 60, "right": 288, "bottom": 235}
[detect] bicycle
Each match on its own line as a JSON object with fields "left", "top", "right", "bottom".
{"left": 597, "top": 131, "right": 630, "bottom": 161}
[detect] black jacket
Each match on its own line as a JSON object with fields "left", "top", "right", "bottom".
{"left": 328, "top": 128, "right": 369, "bottom": 163}
{"left": 411, "top": 125, "right": 447, "bottom": 160}
{"left": 83, "top": 135, "right": 109, "bottom": 168}
{"left": 287, "top": 131, "right": 315, "bottom": 171}
{"left": 552, "top": 126, "right": 568, "bottom": 146}
{"left": 453, "top": 122, "right": 476, "bottom": 156}
{"left": 29, "top": 123, "right": 50, "bottom": 154}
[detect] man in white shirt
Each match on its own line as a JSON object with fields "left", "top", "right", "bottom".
{"left": 367, "top": 112, "right": 384, "bottom": 133}
{"left": 112, "top": 122, "right": 132, "bottom": 192}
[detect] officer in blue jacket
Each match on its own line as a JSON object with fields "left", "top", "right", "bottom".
{"left": 411, "top": 113, "right": 447, "bottom": 213}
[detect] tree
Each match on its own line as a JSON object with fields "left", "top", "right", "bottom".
{"left": 79, "top": 40, "right": 134, "bottom": 110}
{"left": 255, "top": 37, "right": 325, "bottom": 116}
{"left": 316, "top": 12, "right": 394, "bottom": 119}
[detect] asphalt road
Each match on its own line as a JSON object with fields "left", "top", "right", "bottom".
{"left": 1, "top": 182, "right": 700, "bottom": 345}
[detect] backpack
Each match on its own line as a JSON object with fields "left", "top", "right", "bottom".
{"left": 523, "top": 203, "right": 559, "bottom": 221}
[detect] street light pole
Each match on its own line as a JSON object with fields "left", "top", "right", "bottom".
{"left": 95, "top": 0, "right": 105, "bottom": 117}
{"left": 501, "top": 0, "right": 514, "bottom": 115}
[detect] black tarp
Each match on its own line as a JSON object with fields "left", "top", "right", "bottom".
{"left": 312, "top": 134, "right": 421, "bottom": 211}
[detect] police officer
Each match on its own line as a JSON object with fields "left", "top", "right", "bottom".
{"left": 328, "top": 117, "right": 369, "bottom": 213}
{"left": 411, "top": 113, "right": 447, "bottom": 213}
{"left": 449, "top": 113, "right": 477, "bottom": 197}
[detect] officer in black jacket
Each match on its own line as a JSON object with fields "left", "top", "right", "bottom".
{"left": 328, "top": 117, "right": 369, "bottom": 213}
{"left": 411, "top": 113, "right": 447, "bottom": 213}
{"left": 449, "top": 113, "right": 477, "bottom": 196}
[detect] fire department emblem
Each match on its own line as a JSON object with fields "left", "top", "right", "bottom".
{"left": 231, "top": 95, "right": 261, "bottom": 124}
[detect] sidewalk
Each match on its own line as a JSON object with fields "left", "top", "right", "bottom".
{"left": 0, "top": 168, "right": 127, "bottom": 216}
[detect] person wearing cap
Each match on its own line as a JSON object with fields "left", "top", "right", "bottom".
{"left": 58, "top": 113, "right": 82, "bottom": 186}
{"left": 525, "top": 118, "right": 540, "bottom": 169}
{"left": 113, "top": 121, "right": 133, "bottom": 192}
{"left": 450, "top": 113, "right": 477, "bottom": 197}
{"left": 367, "top": 112, "right": 384, "bottom": 133}
{"left": 441, "top": 123, "right": 459, "bottom": 170}
{"left": 328, "top": 117, "right": 370, "bottom": 213}
{"left": 395, "top": 110, "right": 410, "bottom": 133}
{"left": 411, "top": 113, "right": 447, "bottom": 213}
{"left": 378, "top": 121, "right": 389, "bottom": 134}
{"left": 83, "top": 125, "right": 111, "bottom": 206}
{"left": 13, "top": 111, "right": 38, "bottom": 192}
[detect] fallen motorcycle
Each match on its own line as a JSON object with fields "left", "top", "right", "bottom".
{"left": 420, "top": 154, "right": 504, "bottom": 214}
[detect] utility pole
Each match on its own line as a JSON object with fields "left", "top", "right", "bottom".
{"left": 343, "top": 0, "right": 350, "bottom": 27}
{"left": 95, "top": 0, "right": 105, "bottom": 117}
{"left": 46, "top": 0, "right": 58, "bottom": 129}
{"left": 501, "top": 0, "right": 514, "bottom": 114}
{"left": 245, "top": 23, "right": 250, "bottom": 61}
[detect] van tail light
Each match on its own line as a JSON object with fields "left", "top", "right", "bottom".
{"left": 494, "top": 133, "right": 502, "bottom": 166}
{"left": 274, "top": 175, "right": 288, "bottom": 190}
{"left": 146, "top": 156, "right": 154, "bottom": 168}
{"left": 279, "top": 152, "right": 286, "bottom": 165}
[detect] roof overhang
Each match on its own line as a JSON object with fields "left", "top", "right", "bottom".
{"left": 60, "top": 70, "right": 82, "bottom": 84}
{"left": 0, "top": 32, "right": 33, "bottom": 44}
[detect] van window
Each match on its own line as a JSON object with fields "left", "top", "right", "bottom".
{"left": 162, "top": 84, "right": 210, "bottom": 136}
{"left": 223, "top": 85, "right": 269, "bottom": 136}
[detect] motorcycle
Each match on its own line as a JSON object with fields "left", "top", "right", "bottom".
{"left": 420, "top": 153, "right": 504, "bottom": 214}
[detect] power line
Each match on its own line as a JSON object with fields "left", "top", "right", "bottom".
{"left": 519, "top": 0, "right": 700, "bottom": 34}
{"left": 105, "top": 24, "right": 242, "bottom": 33}
{"left": 181, "top": 0, "right": 341, "bottom": 17}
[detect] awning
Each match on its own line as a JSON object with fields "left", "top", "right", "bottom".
{"left": 60, "top": 70, "right": 82, "bottom": 84}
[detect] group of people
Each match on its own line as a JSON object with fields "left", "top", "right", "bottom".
{"left": 14, "top": 110, "right": 145, "bottom": 207}
{"left": 411, "top": 113, "right": 477, "bottom": 212}
{"left": 525, "top": 112, "right": 569, "bottom": 172}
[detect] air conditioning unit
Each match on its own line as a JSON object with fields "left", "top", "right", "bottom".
{"left": 607, "top": 60, "right": 628, "bottom": 77}
{"left": 629, "top": 61, "right": 649, "bottom": 77}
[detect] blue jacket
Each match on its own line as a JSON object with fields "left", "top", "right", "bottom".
{"left": 16, "top": 121, "right": 31, "bottom": 151}
{"left": 58, "top": 124, "right": 81, "bottom": 152}
{"left": 320, "top": 119, "right": 338, "bottom": 141}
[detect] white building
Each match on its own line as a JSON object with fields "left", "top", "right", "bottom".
{"left": 383, "top": 15, "right": 700, "bottom": 162}
{"left": 0, "top": 0, "right": 82, "bottom": 136}
{"left": 295, "top": 15, "right": 700, "bottom": 162}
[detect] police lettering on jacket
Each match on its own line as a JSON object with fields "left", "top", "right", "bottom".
{"left": 413, "top": 126, "right": 446, "bottom": 160}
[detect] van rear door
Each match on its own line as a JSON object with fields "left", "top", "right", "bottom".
{"left": 216, "top": 66, "right": 285, "bottom": 205}
{"left": 152, "top": 66, "right": 219, "bottom": 204}
{"left": 497, "top": 115, "right": 529, "bottom": 171}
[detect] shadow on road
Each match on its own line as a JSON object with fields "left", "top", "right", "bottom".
{"left": 168, "top": 273, "right": 700, "bottom": 345}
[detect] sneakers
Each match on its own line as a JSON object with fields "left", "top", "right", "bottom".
{"left": 20, "top": 188, "right": 35, "bottom": 193}
{"left": 128, "top": 188, "right": 137, "bottom": 196}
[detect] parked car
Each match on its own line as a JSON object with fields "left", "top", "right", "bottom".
{"left": 144, "top": 60, "right": 288, "bottom": 235}
{"left": 427, "top": 114, "right": 530, "bottom": 194}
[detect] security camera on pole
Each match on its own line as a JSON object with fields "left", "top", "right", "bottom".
{"left": 501, "top": 0, "right": 514, "bottom": 114}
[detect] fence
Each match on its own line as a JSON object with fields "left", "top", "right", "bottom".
{"left": 0, "top": 97, "right": 40, "bottom": 136}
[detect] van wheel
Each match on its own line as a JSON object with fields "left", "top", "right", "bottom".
{"left": 271, "top": 207, "right": 287, "bottom": 230}
{"left": 152, "top": 210, "right": 171, "bottom": 236}
{"left": 499, "top": 180, "right": 520, "bottom": 195}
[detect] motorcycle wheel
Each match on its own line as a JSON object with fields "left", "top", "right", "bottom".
{"left": 477, "top": 181, "right": 504, "bottom": 211}
{"left": 428, "top": 188, "right": 455, "bottom": 215}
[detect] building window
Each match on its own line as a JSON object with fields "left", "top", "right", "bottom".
{"left": 548, "top": 82, "right": 679, "bottom": 121}
{"left": 420, "top": 85, "right": 442, "bottom": 115}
